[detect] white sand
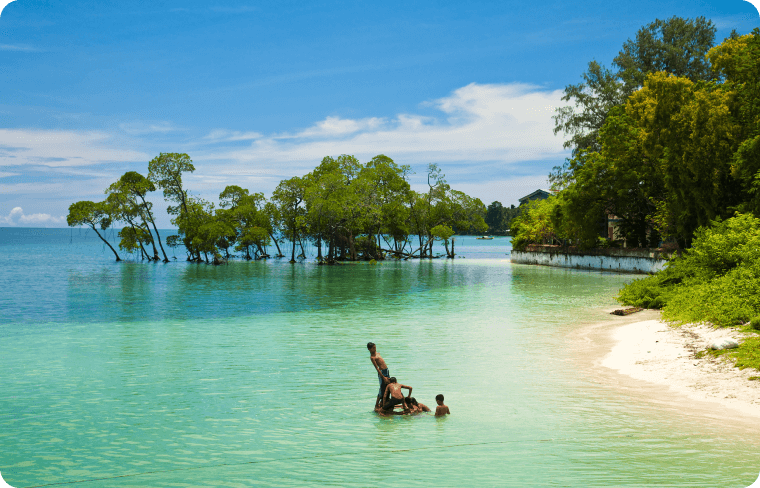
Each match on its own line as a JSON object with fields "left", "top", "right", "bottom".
{"left": 599, "top": 314, "right": 760, "bottom": 418}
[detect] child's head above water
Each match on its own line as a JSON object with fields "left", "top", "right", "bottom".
{"left": 389, "top": 377, "right": 397, "bottom": 383}
{"left": 367, "top": 342, "right": 376, "bottom": 352}
{"left": 435, "top": 394, "right": 444, "bottom": 405}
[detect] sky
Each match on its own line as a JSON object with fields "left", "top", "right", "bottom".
{"left": 0, "top": 0, "right": 758, "bottom": 227}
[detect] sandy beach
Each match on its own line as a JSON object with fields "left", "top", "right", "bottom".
{"left": 577, "top": 309, "right": 760, "bottom": 424}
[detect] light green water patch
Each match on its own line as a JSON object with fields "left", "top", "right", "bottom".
{"left": 2, "top": 261, "right": 759, "bottom": 487}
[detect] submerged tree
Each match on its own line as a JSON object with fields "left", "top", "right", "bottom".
{"left": 148, "top": 153, "right": 198, "bottom": 261}
{"left": 107, "top": 171, "right": 169, "bottom": 262}
{"left": 67, "top": 201, "right": 121, "bottom": 261}
{"left": 272, "top": 176, "right": 306, "bottom": 263}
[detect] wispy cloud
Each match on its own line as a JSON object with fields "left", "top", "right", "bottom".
{"left": 0, "top": 43, "right": 40, "bottom": 52}
{"left": 203, "top": 129, "right": 263, "bottom": 142}
{"left": 710, "top": 13, "right": 757, "bottom": 34}
{"left": 0, "top": 207, "right": 66, "bottom": 227}
{"left": 198, "top": 82, "right": 567, "bottom": 171}
{"left": 209, "top": 5, "right": 257, "bottom": 14}
{"left": 119, "top": 121, "right": 180, "bottom": 136}
{"left": 0, "top": 83, "right": 568, "bottom": 224}
{"left": 278, "top": 116, "right": 387, "bottom": 139}
{"left": 0, "top": 129, "right": 149, "bottom": 167}
{"left": 169, "top": 5, "right": 257, "bottom": 15}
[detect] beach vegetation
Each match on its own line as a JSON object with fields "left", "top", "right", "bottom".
{"left": 68, "top": 154, "right": 487, "bottom": 263}
{"left": 513, "top": 25, "right": 760, "bottom": 253}
{"left": 751, "top": 317, "right": 760, "bottom": 331}
{"left": 618, "top": 213, "right": 760, "bottom": 327}
{"left": 697, "top": 335, "right": 760, "bottom": 371}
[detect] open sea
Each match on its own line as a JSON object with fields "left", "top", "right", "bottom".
{"left": 1, "top": 228, "right": 758, "bottom": 487}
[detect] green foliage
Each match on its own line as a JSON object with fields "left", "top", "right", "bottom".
{"left": 618, "top": 213, "right": 760, "bottom": 326}
{"left": 485, "top": 201, "right": 520, "bottom": 235}
{"left": 553, "top": 16, "right": 717, "bottom": 168}
{"left": 510, "top": 198, "right": 561, "bottom": 250}
{"left": 552, "top": 61, "right": 625, "bottom": 159}
{"left": 751, "top": 317, "right": 760, "bottom": 331}
{"left": 724, "top": 337, "right": 760, "bottom": 371}
{"left": 613, "top": 16, "right": 716, "bottom": 95}
{"left": 67, "top": 200, "right": 121, "bottom": 261}
{"left": 553, "top": 27, "right": 760, "bottom": 248}
{"left": 71, "top": 153, "right": 492, "bottom": 263}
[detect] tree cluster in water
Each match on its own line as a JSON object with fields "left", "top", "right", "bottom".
{"left": 67, "top": 153, "right": 488, "bottom": 263}
{"left": 514, "top": 18, "right": 760, "bottom": 250}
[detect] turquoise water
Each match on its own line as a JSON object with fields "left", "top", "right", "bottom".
{"left": 1, "top": 228, "right": 758, "bottom": 487}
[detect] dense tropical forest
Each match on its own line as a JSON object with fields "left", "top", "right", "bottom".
{"left": 67, "top": 154, "right": 488, "bottom": 263}
{"left": 512, "top": 19, "right": 760, "bottom": 252}
{"left": 511, "top": 17, "right": 760, "bottom": 365}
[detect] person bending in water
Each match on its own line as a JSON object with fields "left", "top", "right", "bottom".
{"left": 382, "top": 377, "right": 412, "bottom": 412}
{"left": 406, "top": 397, "right": 430, "bottom": 413}
{"left": 368, "top": 342, "right": 390, "bottom": 408}
{"left": 434, "top": 394, "right": 450, "bottom": 416}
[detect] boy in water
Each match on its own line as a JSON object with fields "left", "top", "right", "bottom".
{"left": 434, "top": 394, "right": 450, "bottom": 416}
{"left": 382, "top": 377, "right": 413, "bottom": 412}
{"left": 406, "top": 397, "right": 431, "bottom": 413}
{"left": 367, "top": 342, "right": 390, "bottom": 408}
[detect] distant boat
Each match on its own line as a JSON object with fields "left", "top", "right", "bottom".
{"left": 476, "top": 236, "right": 494, "bottom": 240}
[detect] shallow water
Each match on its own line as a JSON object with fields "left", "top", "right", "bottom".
{"left": 1, "top": 229, "right": 759, "bottom": 487}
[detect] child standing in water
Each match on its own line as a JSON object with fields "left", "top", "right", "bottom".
{"left": 434, "top": 394, "right": 450, "bottom": 416}
{"left": 368, "top": 342, "right": 390, "bottom": 408}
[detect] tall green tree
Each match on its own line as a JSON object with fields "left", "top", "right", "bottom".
{"left": 106, "top": 171, "right": 169, "bottom": 261}
{"left": 147, "top": 153, "right": 198, "bottom": 259}
{"left": 614, "top": 16, "right": 716, "bottom": 96}
{"left": 105, "top": 190, "right": 154, "bottom": 259}
{"left": 552, "top": 16, "right": 718, "bottom": 187}
{"left": 707, "top": 28, "right": 760, "bottom": 215}
{"left": 272, "top": 176, "right": 306, "bottom": 263}
{"left": 67, "top": 201, "right": 121, "bottom": 261}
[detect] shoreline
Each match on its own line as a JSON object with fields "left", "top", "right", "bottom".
{"left": 575, "top": 309, "right": 760, "bottom": 426}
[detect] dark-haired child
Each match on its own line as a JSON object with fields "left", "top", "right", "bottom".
{"left": 406, "top": 397, "right": 431, "bottom": 413}
{"left": 434, "top": 394, "right": 450, "bottom": 416}
{"left": 367, "top": 342, "right": 390, "bottom": 408}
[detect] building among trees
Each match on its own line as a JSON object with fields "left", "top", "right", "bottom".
{"left": 518, "top": 189, "right": 554, "bottom": 206}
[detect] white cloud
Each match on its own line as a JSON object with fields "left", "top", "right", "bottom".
{"left": 0, "top": 129, "right": 149, "bottom": 167}
{"left": 0, "top": 43, "right": 39, "bottom": 52}
{"left": 0, "top": 207, "right": 66, "bottom": 227}
{"left": 711, "top": 12, "right": 759, "bottom": 29}
{"left": 280, "top": 116, "right": 387, "bottom": 139}
{"left": 198, "top": 82, "right": 567, "bottom": 169}
{"left": 119, "top": 121, "right": 179, "bottom": 135}
{"left": 447, "top": 175, "right": 552, "bottom": 207}
{"left": 203, "top": 129, "right": 263, "bottom": 142}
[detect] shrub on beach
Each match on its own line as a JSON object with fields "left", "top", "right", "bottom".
{"left": 751, "top": 317, "right": 760, "bottom": 331}
{"left": 618, "top": 213, "right": 760, "bottom": 327}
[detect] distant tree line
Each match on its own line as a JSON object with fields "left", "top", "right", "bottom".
{"left": 513, "top": 18, "right": 760, "bottom": 250}
{"left": 484, "top": 201, "right": 521, "bottom": 235}
{"left": 68, "top": 154, "right": 488, "bottom": 263}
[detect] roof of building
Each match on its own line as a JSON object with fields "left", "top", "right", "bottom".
{"left": 518, "top": 189, "right": 554, "bottom": 203}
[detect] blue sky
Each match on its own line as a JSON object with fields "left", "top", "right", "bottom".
{"left": 1, "top": 0, "right": 758, "bottom": 227}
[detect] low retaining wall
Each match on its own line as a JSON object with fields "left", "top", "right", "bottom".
{"left": 511, "top": 246, "right": 674, "bottom": 274}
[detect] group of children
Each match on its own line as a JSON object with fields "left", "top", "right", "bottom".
{"left": 367, "top": 342, "right": 451, "bottom": 416}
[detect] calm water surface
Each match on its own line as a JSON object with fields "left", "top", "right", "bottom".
{"left": 1, "top": 228, "right": 758, "bottom": 487}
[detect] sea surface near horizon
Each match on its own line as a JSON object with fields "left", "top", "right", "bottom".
{"left": 1, "top": 228, "right": 758, "bottom": 487}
